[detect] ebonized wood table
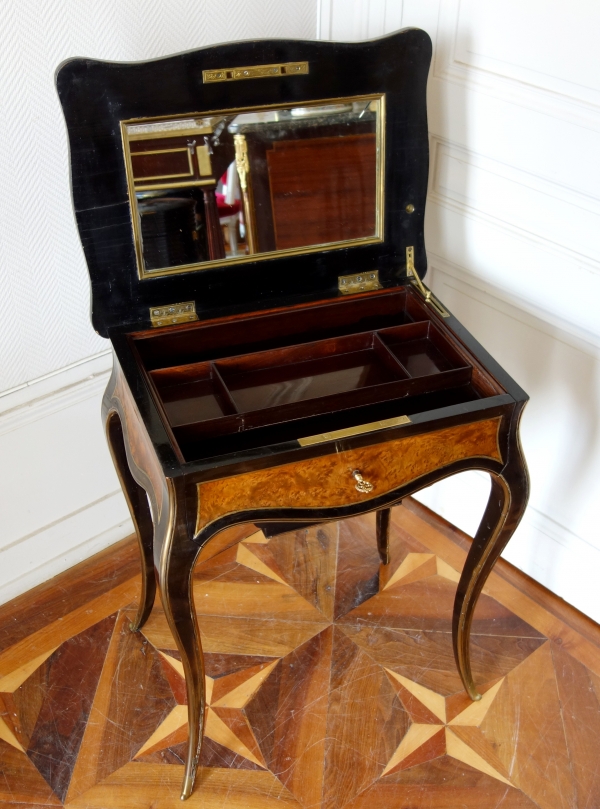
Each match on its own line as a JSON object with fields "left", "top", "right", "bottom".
{"left": 100, "top": 285, "right": 529, "bottom": 799}
{"left": 56, "top": 28, "right": 529, "bottom": 800}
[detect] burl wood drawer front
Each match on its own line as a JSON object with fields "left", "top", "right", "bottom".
{"left": 195, "top": 418, "right": 502, "bottom": 533}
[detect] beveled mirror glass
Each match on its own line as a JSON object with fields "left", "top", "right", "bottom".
{"left": 122, "top": 94, "right": 384, "bottom": 279}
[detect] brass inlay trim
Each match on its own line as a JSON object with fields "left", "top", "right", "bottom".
{"left": 298, "top": 415, "right": 411, "bottom": 446}
{"left": 134, "top": 179, "right": 216, "bottom": 191}
{"left": 150, "top": 301, "right": 198, "bottom": 328}
{"left": 203, "top": 62, "right": 309, "bottom": 83}
{"left": 129, "top": 124, "right": 213, "bottom": 141}
{"left": 338, "top": 270, "right": 382, "bottom": 295}
{"left": 131, "top": 147, "right": 194, "bottom": 182}
{"left": 406, "top": 246, "right": 450, "bottom": 318}
{"left": 120, "top": 93, "right": 385, "bottom": 280}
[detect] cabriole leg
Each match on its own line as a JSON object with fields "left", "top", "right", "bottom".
{"left": 106, "top": 412, "right": 156, "bottom": 631}
{"left": 376, "top": 508, "right": 392, "bottom": 565}
{"left": 453, "top": 436, "right": 529, "bottom": 700}
{"left": 159, "top": 529, "right": 205, "bottom": 801}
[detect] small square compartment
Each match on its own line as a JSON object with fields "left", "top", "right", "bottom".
{"left": 379, "top": 322, "right": 468, "bottom": 377}
{"left": 151, "top": 363, "right": 235, "bottom": 428}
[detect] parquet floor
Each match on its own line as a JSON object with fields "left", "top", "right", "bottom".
{"left": 1, "top": 501, "right": 599, "bottom": 808}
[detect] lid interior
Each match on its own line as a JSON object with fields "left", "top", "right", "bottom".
{"left": 56, "top": 28, "right": 432, "bottom": 337}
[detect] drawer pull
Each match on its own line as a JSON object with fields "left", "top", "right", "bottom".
{"left": 353, "top": 470, "right": 374, "bottom": 494}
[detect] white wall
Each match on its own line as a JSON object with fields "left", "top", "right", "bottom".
{"left": 0, "top": 0, "right": 317, "bottom": 604}
{"left": 320, "top": 0, "right": 600, "bottom": 620}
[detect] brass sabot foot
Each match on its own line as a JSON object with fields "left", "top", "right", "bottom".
{"left": 180, "top": 772, "right": 195, "bottom": 801}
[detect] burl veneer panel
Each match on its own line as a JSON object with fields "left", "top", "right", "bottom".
{"left": 2, "top": 503, "right": 600, "bottom": 808}
{"left": 196, "top": 417, "right": 502, "bottom": 532}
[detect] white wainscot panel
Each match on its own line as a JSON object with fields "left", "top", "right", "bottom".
{"left": 415, "top": 261, "right": 600, "bottom": 621}
{"left": 425, "top": 193, "right": 600, "bottom": 345}
{"left": 0, "top": 354, "right": 133, "bottom": 604}
{"left": 431, "top": 138, "right": 600, "bottom": 273}
{"left": 427, "top": 72, "right": 600, "bottom": 202}
{"left": 435, "top": 0, "right": 600, "bottom": 130}
{"left": 453, "top": 0, "right": 600, "bottom": 107}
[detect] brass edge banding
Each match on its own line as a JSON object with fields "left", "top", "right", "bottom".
{"left": 134, "top": 179, "right": 215, "bottom": 191}
{"left": 298, "top": 415, "right": 411, "bottom": 446}
{"left": 129, "top": 126, "right": 213, "bottom": 141}
{"left": 203, "top": 62, "right": 309, "bottom": 84}
{"left": 158, "top": 478, "right": 205, "bottom": 800}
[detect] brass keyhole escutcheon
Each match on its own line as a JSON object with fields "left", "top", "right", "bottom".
{"left": 353, "top": 470, "right": 374, "bottom": 493}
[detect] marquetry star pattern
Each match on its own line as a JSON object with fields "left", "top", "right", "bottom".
{"left": 382, "top": 670, "right": 511, "bottom": 783}
{"left": 0, "top": 648, "right": 58, "bottom": 752}
{"left": 1, "top": 516, "right": 588, "bottom": 809}
{"left": 135, "top": 651, "right": 279, "bottom": 768}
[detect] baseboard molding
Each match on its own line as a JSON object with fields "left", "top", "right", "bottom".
{"left": 0, "top": 503, "right": 134, "bottom": 607}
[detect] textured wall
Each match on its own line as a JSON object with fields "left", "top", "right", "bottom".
{"left": 0, "top": 0, "right": 317, "bottom": 393}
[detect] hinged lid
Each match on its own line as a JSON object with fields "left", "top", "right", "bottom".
{"left": 56, "top": 28, "right": 431, "bottom": 337}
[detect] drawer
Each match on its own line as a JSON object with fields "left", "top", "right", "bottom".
{"left": 195, "top": 417, "right": 502, "bottom": 533}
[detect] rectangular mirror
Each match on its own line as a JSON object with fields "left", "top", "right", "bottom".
{"left": 122, "top": 94, "right": 385, "bottom": 279}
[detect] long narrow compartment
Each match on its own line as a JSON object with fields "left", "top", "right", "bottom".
{"left": 132, "top": 288, "right": 421, "bottom": 371}
{"left": 132, "top": 287, "right": 505, "bottom": 462}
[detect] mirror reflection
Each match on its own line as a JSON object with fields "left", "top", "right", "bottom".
{"left": 122, "top": 95, "right": 383, "bottom": 277}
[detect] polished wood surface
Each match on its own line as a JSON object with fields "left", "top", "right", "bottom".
{"left": 1, "top": 504, "right": 598, "bottom": 808}
{"left": 196, "top": 418, "right": 502, "bottom": 532}
{"left": 267, "top": 134, "right": 377, "bottom": 250}
{"left": 142, "top": 302, "right": 487, "bottom": 460}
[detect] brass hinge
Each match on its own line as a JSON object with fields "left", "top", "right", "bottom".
{"left": 150, "top": 301, "right": 198, "bottom": 328}
{"left": 203, "top": 62, "right": 309, "bottom": 84}
{"left": 405, "top": 247, "right": 450, "bottom": 318}
{"left": 338, "top": 270, "right": 382, "bottom": 295}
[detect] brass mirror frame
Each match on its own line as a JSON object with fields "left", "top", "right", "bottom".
{"left": 121, "top": 93, "right": 386, "bottom": 280}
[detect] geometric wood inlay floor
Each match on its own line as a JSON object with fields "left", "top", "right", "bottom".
{"left": 1, "top": 501, "right": 599, "bottom": 808}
